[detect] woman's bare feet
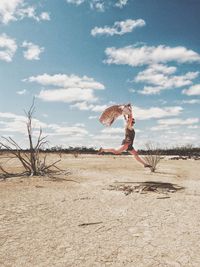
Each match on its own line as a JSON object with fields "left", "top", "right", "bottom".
{"left": 144, "top": 164, "right": 152, "bottom": 168}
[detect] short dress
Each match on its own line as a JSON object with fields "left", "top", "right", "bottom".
{"left": 121, "top": 127, "right": 135, "bottom": 151}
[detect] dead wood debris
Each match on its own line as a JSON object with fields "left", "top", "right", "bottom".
{"left": 108, "top": 181, "right": 184, "bottom": 196}
{"left": 78, "top": 222, "right": 103, "bottom": 227}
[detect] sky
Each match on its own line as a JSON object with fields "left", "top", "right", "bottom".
{"left": 0, "top": 0, "right": 200, "bottom": 149}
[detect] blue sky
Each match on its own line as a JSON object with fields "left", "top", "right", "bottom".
{"left": 0, "top": 0, "right": 199, "bottom": 149}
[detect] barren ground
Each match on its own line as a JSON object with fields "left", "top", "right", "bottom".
{"left": 0, "top": 154, "right": 200, "bottom": 267}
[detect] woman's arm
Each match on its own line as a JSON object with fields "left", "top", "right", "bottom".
{"left": 127, "top": 104, "right": 133, "bottom": 128}
{"left": 127, "top": 113, "right": 133, "bottom": 128}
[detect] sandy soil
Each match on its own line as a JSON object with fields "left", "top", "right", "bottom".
{"left": 0, "top": 154, "right": 200, "bottom": 267}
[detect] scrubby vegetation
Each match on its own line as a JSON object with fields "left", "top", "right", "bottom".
{"left": 139, "top": 145, "right": 200, "bottom": 157}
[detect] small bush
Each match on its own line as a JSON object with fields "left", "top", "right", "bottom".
{"left": 144, "top": 142, "right": 162, "bottom": 172}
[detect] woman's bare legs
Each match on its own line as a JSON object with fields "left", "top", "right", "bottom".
{"left": 100, "top": 146, "right": 151, "bottom": 168}
{"left": 129, "top": 149, "right": 148, "bottom": 166}
{"left": 100, "top": 144, "right": 128, "bottom": 155}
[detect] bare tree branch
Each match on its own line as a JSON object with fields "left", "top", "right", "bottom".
{"left": 0, "top": 98, "right": 64, "bottom": 178}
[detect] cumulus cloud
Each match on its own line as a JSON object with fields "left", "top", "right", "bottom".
{"left": 90, "top": 0, "right": 105, "bottom": 11}
{"left": 0, "top": 112, "right": 47, "bottom": 135}
{"left": 0, "top": 112, "right": 89, "bottom": 142}
{"left": 22, "top": 41, "right": 44, "bottom": 60}
{"left": 182, "top": 84, "right": 200, "bottom": 96}
{"left": 0, "top": 0, "right": 23, "bottom": 24}
{"left": 66, "top": 0, "right": 128, "bottom": 11}
{"left": 72, "top": 101, "right": 183, "bottom": 120}
{"left": 105, "top": 45, "right": 200, "bottom": 66}
{"left": 133, "top": 105, "right": 183, "bottom": 120}
{"left": 67, "top": 0, "right": 104, "bottom": 11}
{"left": 71, "top": 102, "right": 183, "bottom": 121}
{"left": 0, "top": 33, "right": 17, "bottom": 62}
{"left": 0, "top": 0, "right": 50, "bottom": 24}
{"left": 158, "top": 118, "right": 199, "bottom": 126}
{"left": 38, "top": 88, "right": 97, "bottom": 103}
{"left": 47, "top": 123, "right": 88, "bottom": 137}
{"left": 135, "top": 64, "right": 199, "bottom": 95}
{"left": 17, "top": 7, "right": 50, "bottom": 22}
{"left": 115, "top": 0, "right": 128, "bottom": 8}
{"left": 24, "top": 73, "right": 105, "bottom": 104}
{"left": 71, "top": 102, "right": 107, "bottom": 112}
{"left": 151, "top": 117, "right": 199, "bottom": 131}
{"left": 66, "top": 0, "right": 85, "bottom": 5}
{"left": 25, "top": 73, "right": 105, "bottom": 90}
{"left": 91, "top": 19, "right": 145, "bottom": 36}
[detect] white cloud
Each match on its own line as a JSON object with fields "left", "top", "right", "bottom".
{"left": 25, "top": 73, "right": 105, "bottom": 90}
{"left": 72, "top": 102, "right": 183, "bottom": 120}
{"left": 91, "top": 19, "right": 145, "bottom": 36}
{"left": 0, "top": 33, "right": 17, "bottom": 62}
{"left": 182, "top": 84, "right": 200, "bottom": 96}
{"left": 133, "top": 105, "right": 183, "bottom": 120}
{"left": 47, "top": 124, "right": 88, "bottom": 137}
{"left": 0, "top": 112, "right": 89, "bottom": 144}
{"left": 90, "top": 0, "right": 105, "bottom": 12}
{"left": 67, "top": 0, "right": 105, "bottom": 10}
{"left": 16, "top": 89, "right": 26, "bottom": 95}
{"left": 0, "top": 0, "right": 23, "bottom": 24}
{"left": 38, "top": 88, "right": 97, "bottom": 103}
{"left": 0, "top": 0, "right": 50, "bottom": 24}
{"left": 151, "top": 117, "right": 199, "bottom": 132}
{"left": 66, "top": 0, "right": 128, "bottom": 11}
{"left": 115, "top": 0, "right": 128, "bottom": 8}
{"left": 135, "top": 64, "right": 199, "bottom": 95}
{"left": 185, "top": 99, "right": 200, "bottom": 104}
{"left": 66, "top": 0, "right": 85, "bottom": 5}
{"left": 0, "top": 112, "right": 47, "bottom": 135}
{"left": 24, "top": 73, "right": 105, "bottom": 104}
{"left": 105, "top": 45, "right": 200, "bottom": 66}
{"left": 101, "top": 127, "right": 124, "bottom": 134}
{"left": 188, "top": 125, "right": 200, "bottom": 129}
{"left": 38, "top": 12, "right": 50, "bottom": 21}
{"left": 158, "top": 117, "right": 199, "bottom": 126}
{"left": 17, "top": 7, "right": 50, "bottom": 22}
{"left": 128, "top": 88, "right": 136, "bottom": 93}
{"left": 22, "top": 41, "right": 44, "bottom": 60}
{"left": 88, "top": 115, "right": 97, "bottom": 119}
{"left": 92, "top": 133, "right": 122, "bottom": 141}
{"left": 71, "top": 102, "right": 107, "bottom": 111}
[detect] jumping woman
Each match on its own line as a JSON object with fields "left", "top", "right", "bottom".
{"left": 99, "top": 105, "right": 151, "bottom": 168}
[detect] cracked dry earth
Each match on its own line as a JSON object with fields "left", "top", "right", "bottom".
{"left": 0, "top": 154, "right": 200, "bottom": 267}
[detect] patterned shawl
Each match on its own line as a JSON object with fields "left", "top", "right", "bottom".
{"left": 99, "top": 104, "right": 131, "bottom": 126}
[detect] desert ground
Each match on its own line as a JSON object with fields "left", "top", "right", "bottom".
{"left": 0, "top": 154, "right": 200, "bottom": 267}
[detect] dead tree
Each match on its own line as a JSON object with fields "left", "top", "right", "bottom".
{"left": 0, "top": 99, "right": 62, "bottom": 178}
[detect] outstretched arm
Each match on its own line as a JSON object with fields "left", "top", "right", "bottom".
{"left": 127, "top": 105, "right": 134, "bottom": 128}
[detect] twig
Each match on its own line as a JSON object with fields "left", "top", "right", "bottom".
{"left": 78, "top": 222, "right": 103, "bottom": 227}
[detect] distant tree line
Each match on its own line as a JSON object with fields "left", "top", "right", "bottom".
{"left": 1, "top": 144, "right": 199, "bottom": 157}
{"left": 139, "top": 145, "right": 200, "bottom": 157}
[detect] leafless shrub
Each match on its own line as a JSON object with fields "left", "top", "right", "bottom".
{"left": 143, "top": 142, "right": 162, "bottom": 172}
{"left": 73, "top": 151, "right": 79, "bottom": 158}
{"left": 0, "top": 99, "right": 62, "bottom": 178}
